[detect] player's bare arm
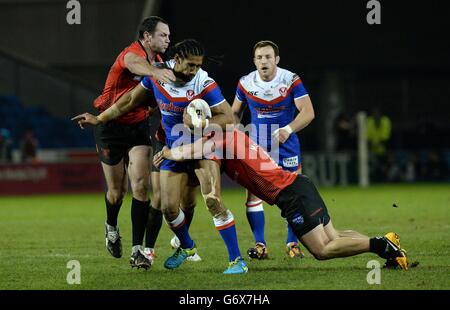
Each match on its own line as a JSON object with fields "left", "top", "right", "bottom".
{"left": 153, "top": 137, "right": 212, "bottom": 168}
{"left": 273, "top": 96, "right": 315, "bottom": 144}
{"left": 183, "top": 100, "right": 234, "bottom": 130}
{"left": 207, "top": 100, "right": 235, "bottom": 130}
{"left": 71, "top": 84, "right": 152, "bottom": 128}
{"left": 124, "top": 52, "right": 175, "bottom": 84}
{"left": 231, "top": 97, "right": 245, "bottom": 124}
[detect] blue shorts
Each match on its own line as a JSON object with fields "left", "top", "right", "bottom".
{"left": 160, "top": 159, "right": 196, "bottom": 173}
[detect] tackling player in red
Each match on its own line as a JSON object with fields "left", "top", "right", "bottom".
{"left": 153, "top": 127, "right": 409, "bottom": 270}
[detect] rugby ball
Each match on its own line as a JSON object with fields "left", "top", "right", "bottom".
{"left": 186, "top": 98, "right": 211, "bottom": 128}
{"left": 187, "top": 98, "right": 212, "bottom": 118}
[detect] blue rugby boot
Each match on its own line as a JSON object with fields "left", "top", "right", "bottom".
{"left": 164, "top": 244, "right": 197, "bottom": 269}
{"left": 223, "top": 257, "right": 248, "bottom": 275}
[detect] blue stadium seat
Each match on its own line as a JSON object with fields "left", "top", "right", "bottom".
{"left": 0, "top": 95, "right": 95, "bottom": 148}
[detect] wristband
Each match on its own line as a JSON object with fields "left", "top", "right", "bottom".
{"left": 283, "top": 124, "right": 293, "bottom": 134}
{"left": 191, "top": 114, "right": 202, "bottom": 128}
{"left": 203, "top": 119, "right": 209, "bottom": 130}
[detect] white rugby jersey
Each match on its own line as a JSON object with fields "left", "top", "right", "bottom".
{"left": 141, "top": 60, "right": 225, "bottom": 146}
{"left": 235, "top": 67, "right": 309, "bottom": 170}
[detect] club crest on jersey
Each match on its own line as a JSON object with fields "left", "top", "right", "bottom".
{"left": 279, "top": 87, "right": 288, "bottom": 97}
{"left": 186, "top": 90, "right": 195, "bottom": 100}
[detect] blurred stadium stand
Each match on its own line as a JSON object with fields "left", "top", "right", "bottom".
{"left": 0, "top": 95, "right": 94, "bottom": 149}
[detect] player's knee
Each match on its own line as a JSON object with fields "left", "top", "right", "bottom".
{"left": 107, "top": 188, "right": 125, "bottom": 205}
{"left": 150, "top": 204, "right": 161, "bottom": 212}
{"left": 181, "top": 192, "right": 196, "bottom": 211}
{"left": 205, "top": 196, "right": 220, "bottom": 209}
{"left": 205, "top": 196, "right": 225, "bottom": 217}
{"left": 131, "top": 177, "right": 149, "bottom": 199}
{"left": 310, "top": 247, "right": 329, "bottom": 260}
{"left": 181, "top": 201, "right": 196, "bottom": 212}
{"left": 161, "top": 205, "right": 179, "bottom": 221}
{"left": 152, "top": 192, "right": 161, "bottom": 209}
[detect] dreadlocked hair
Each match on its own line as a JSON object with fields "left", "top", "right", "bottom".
{"left": 171, "top": 39, "right": 205, "bottom": 59}
{"left": 167, "top": 39, "right": 224, "bottom": 67}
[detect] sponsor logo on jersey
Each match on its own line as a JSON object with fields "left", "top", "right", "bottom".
{"left": 282, "top": 156, "right": 298, "bottom": 168}
{"left": 257, "top": 113, "right": 281, "bottom": 119}
{"left": 263, "top": 90, "right": 274, "bottom": 98}
{"left": 169, "top": 87, "right": 180, "bottom": 94}
{"left": 255, "top": 106, "right": 286, "bottom": 114}
{"left": 248, "top": 91, "right": 258, "bottom": 96}
{"left": 203, "top": 79, "right": 214, "bottom": 88}
{"left": 158, "top": 99, "right": 185, "bottom": 114}
{"left": 186, "top": 90, "right": 194, "bottom": 100}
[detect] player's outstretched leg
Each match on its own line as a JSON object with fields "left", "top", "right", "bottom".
{"left": 245, "top": 195, "right": 269, "bottom": 260}
{"left": 323, "top": 221, "right": 408, "bottom": 268}
{"left": 277, "top": 175, "right": 408, "bottom": 269}
{"left": 299, "top": 223, "right": 407, "bottom": 268}
{"left": 196, "top": 160, "right": 248, "bottom": 274}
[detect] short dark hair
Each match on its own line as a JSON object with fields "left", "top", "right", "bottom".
{"left": 138, "top": 16, "right": 168, "bottom": 39}
{"left": 253, "top": 40, "right": 279, "bottom": 57}
{"left": 172, "top": 39, "right": 205, "bottom": 59}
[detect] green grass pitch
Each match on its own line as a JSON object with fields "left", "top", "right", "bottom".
{"left": 0, "top": 184, "right": 449, "bottom": 290}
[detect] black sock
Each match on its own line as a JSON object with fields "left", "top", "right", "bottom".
{"left": 369, "top": 237, "right": 386, "bottom": 256}
{"left": 131, "top": 198, "right": 150, "bottom": 246}
{"left": 145, "top": 206, "right": 163, "bottom": 248}
{"left": 184, "top": 208, "right": 195, "bottom": 229}
{"left": 105, "top": 195, "right": 122, "bottom": 227}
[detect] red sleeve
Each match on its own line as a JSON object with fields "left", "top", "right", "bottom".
{"left": 118, "top": 42, "right": 147, "bottom": 69}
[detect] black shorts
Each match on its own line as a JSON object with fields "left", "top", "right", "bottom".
{"left": 94, "top": 119, "right": 151, "bottom": 165}
{"left": 151, "top": 138, "right": 165, "bottom": 172}
{"left": 276, "top": 175, "right": 331, "bottom": 237}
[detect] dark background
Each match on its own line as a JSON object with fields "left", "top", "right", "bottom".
{"left": 161, "top": 0, "right": 450, "bottom": 151}
{"left": 0, "top": 0, "right": 449, "bottom": 153}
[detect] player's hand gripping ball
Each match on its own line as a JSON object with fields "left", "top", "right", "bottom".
{"left": 185, "top": 99, "right": 211, "bottom": 130}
